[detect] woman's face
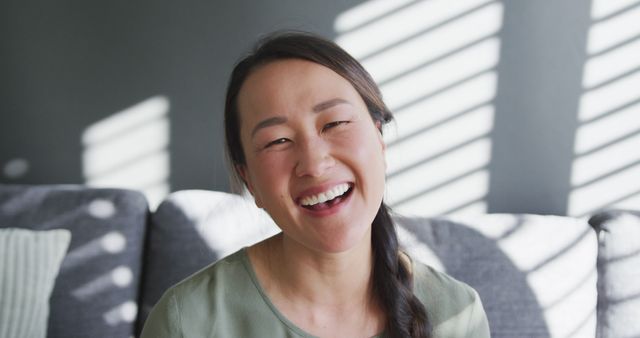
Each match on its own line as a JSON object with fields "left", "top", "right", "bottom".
{"left": 236, "top": 59, "right": 386, "bottom": 254}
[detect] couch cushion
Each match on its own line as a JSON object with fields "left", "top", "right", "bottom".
{"left": 395, "top": 213, "right": 598, "bottom": 338}
{"left": 0, "top": 228, "right": 71, "bottom": 338}
{"left": 138, "top": 190, "right": 279, "bottom": 332}
{"left": 588, "top": 210, "right": 640, "bottom": 338}
{"left": 0, "top": 184, "right": 148, "bottom": 338}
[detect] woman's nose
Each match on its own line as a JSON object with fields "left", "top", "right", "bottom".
{"left": 295, "top": 137, "right": 335, "bottom": 177}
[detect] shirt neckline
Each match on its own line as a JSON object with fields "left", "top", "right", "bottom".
{"left": 238, "top": 247, "right": 386, "bottom": 338}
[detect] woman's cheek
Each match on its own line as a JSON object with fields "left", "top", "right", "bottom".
{"left": 256, "top": 151, "right": 293, "bottom": 178}
{"left": 339, "top": 127, "right": 382, "bottom": 158}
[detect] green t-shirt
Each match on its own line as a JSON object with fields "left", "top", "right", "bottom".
{"left": 141, "top": 249, "right": 490, "bottom": 338}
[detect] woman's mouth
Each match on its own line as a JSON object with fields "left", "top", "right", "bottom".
{"left": 298, "top": 183, "right": 353, "bottom": 212}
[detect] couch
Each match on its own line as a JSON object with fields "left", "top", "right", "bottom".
{"left": 0, "top": 184, "right": 638, "bottom": 338}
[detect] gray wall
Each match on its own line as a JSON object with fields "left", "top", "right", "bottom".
{"left": 0, "top": 0, "right": 364, "bottom": 192}
{"left": 487, "top": 1, "right": 591, "bottom": 215}
{"left": 2, "top": 0, "right": 638, "bottom": 215}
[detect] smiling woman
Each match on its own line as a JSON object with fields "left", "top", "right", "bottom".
{"left": 141, "top": 31, "right": 490, "bottom": 338}
{"left": 236, "top": 58, "right": 387, "bottom": 255}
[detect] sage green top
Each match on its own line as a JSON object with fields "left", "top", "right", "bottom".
{"left": 141, "top": 249, "right": 490, "bottom": 338}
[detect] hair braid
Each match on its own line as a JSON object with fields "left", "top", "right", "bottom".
{"left": 372, "top": 203, "right": 431, "bottom": 338}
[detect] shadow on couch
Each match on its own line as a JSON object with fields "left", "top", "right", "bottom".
{"left": 397, "top": 215, "right": 552, "bottom": 338}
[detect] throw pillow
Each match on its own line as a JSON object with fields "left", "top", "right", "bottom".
{"left": 0, "top": 228, "right": 71, "bottom": 338}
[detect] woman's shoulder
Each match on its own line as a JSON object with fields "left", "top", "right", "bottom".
{"left": 170, "top": 248, "right": 248, "bottom": 295}
{"left": 411, "top": 260, "right": 476, "bottom": 303}
{"left": 411, "top": 259, "right": 491, "bottom": 337}
{"left": 153, "top": 248, "right": 254, "bottom": 309}
{"left": 158, "top": 248, "right": 267, "bottom": 321}
{"left": 141, "top": 249, "right": 267, "bottom": 337}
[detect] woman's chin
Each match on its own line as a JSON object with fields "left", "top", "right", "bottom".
{"left": 309, "top": 225, "right": 373, "bottom": 255}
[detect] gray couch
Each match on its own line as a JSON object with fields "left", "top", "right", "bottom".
{"left": 0, "top": 184, "right": 638, "bottom": 338}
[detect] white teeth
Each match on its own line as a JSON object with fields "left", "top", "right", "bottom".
{"left": 300, "top": 183, "right": 350, "bottom": 206}
{"left": 325, "top": 189, "right": 337, "bottom": 201}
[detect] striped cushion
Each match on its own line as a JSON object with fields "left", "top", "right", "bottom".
{"left": 0, "top": 228, "right": 71, "bottom": 338}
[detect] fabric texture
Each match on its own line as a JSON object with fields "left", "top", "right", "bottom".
{"left": 0, "top": 184, "right": 148, "bottom": 338}
{"left": 0, "top": 228, "right": 71, "bottom": 338}
{"left": 396, "top": 214, "right": 599, "bottom": 338}
{"left": 589, "top": 210, "right": 640, "bottom": 338}
{"left": 141, "top": 248, "right": 490, "bottom": 338}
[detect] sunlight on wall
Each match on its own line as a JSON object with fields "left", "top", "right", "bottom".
{"left": 335, "top": 0, "right": 503, "bottom": 216}
{"left": 2, "top": 158, "right": 29, "bottom": 179}
{"left": 82, "top": 96, "right": 170, "bottom": 209}
{"left": 569, "top": 0, "right": 640, "bottom": 216}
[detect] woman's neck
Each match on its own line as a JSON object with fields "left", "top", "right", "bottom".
{"left": 279, "top": 232, "right": 373, "bottom": 303}
{"left": 249, "top": 231, "right": 385, "bottom": 337}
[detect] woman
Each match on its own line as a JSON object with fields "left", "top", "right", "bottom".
{"left": 141, "top": 31, "right": 490, "bottom": 338}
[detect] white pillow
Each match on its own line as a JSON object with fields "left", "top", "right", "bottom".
{"left": 0, "top": 228, "right": 71, "bottom": 338}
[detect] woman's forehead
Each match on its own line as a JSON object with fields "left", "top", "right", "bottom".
{"left": 237, "top": 59, "right": 360, "bottom": 117}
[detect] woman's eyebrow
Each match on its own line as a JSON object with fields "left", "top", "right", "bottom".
{"left": 251, "top": 116, "right": 288, "bottom": 138}
{"left": 250, "top": 99, "right": 350, "bottom": 138}
{"left": 312, "top": 98, "right": 351, "bottom": 113}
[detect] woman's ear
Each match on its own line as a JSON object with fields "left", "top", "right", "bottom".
{"left": 375, "top": 120, "right": 386, "bottom": 152}
{"left": 374, "top": 120, "right": 387, "bottom": 171}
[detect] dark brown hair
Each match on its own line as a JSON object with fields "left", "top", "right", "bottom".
{"left": 223, "top": 31, "right": 430, "bottom": 338}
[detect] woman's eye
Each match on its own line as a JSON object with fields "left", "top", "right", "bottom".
{"left": 322, "top": 121, "right": 349, "bottom": 132}
{"left": 265, "top": 138, "right": 289, "bottom": 148}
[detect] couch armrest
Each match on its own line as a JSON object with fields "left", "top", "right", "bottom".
{"left": 0, "top": 184, "right": 148, "bottom": 338}
{"left": 589, "top": 210, "right": 640, "bottom": 338}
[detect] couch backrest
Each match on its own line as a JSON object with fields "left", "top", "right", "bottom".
{"left": 0, "top": 184, "right": 148, "bottom": 338}
{"left": 396, "top": 214, "right": 598, "bottom": 338}
{"left": 3, "top": 185, "right": 636, "bottom": 338}
{"left": 137, "top": 190, "right": 279, "bottom": 334}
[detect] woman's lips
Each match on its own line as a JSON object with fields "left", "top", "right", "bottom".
{"left": 298, "top": 185, "right": 354, "bottom": 216}
{"left": 295, "top": 182, "right": 353, "bottom": 204}
{"left": 299, "top": 182, "right": 351, "bottom": 206}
